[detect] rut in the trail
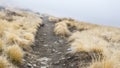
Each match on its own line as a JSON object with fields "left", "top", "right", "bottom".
{"left": 32, "top": 16, "right": 69, "bottom": 68}
{"left": 21, "top": 16, "right": 94, "bottom": 68}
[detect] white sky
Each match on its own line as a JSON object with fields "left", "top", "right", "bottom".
{"left": 0, "top": 0, "right": 120, "bottom": 27}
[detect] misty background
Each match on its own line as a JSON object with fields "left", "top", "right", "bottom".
{"left": 0, "top": 0, "right": 120, "bottom": 27}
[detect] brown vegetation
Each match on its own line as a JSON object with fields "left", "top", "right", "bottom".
{"left": 53, "top": 16, "right": 120, "bottom": 68}
{"left": 0, "top": 8, "right": 42, "bottom": 67}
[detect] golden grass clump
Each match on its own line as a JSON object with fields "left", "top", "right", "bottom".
{"left": 0, "top": 24, "right": 5, "bottom": 36}
{"left": 75, "top": 22, "right": 98, "bottom": 30}
{"left": 5, "top": 32, "right": 21, "bottom": 44}
{"left": 0, "top": 40, "right": 4, "bottom": 51}
{"left": 18, "top": 39, "right": 33, "bottom": 51}
{"left": 110, "top": 34, "right": 120, "bottom": 42}
{"left": 48, "top": 16, "right": 60, "bottom": 22}
{"left": 87, "top": 49, "right": 120, "bottom": 68}
{"left": 61, "top": 20, "right": 77, "bottom": 27}
{"left": 23, "top": 33, "right": 34, "bottom": 43}
{"left": 25, "top": 28, "right": 37, "bottom": 35}
{"left": 0, "top": 11, "right": 6, "bottom": 18}
{"left": 19, "top": 19, "right": 40, "bottom": 29}
{"left": 54, "top": 21, "right": 71, "bottom": 37}
{"left": 88, "top": 53, "right": 120, "bottom": 68}
{"left": 68, "top": 31, "right": 81, "bottom": 42}
{"left": 9, "top": 22, "right": 23, "bottom": 30}
{"left": 88, "top": 60, "right": 114, "bottom": 68}
{"left": 0, "top": 21, "right": 8, "bottom": 37}
{"left": 6, "top": 45, "right": 24, "bottom": 63}
{"left": 70, "top": 41, "right": 84, "bottom": 53}
{"left": 66, "top": 23, "right": 120, "bottom": 68}
{"left": 0, "top": 56, "right": 9, "bottom": 68}
{"left": 0, "top": 7, "right": 43, "bottom": 68}
{"left": 68, "top": 31, "right": 109, "bottom": 53}
{"left": 52, "top": 14, "right": 120, "bottom": 68}
{"left": 69, "top": 39, "right": 106, "bottom": 54}
{"left": 33, "top": 17, "right": 43, "bottom": 27}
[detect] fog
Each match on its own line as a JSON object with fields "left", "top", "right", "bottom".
{"left": 0, "top": 0, "right": 120, "bottom": 27}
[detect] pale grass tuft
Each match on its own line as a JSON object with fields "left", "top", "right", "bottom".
{"left": 0, "top": 11, "right": 6, "bottom": 18}
{"left": 18, "top": 39, "right": 32, "bottom": 51}
{"left": 25, "top": 28, "right": 37, "bottom": 35}
{"left": 68, "top": 31, "right": 81, "bottom": 42}
{"left": 54, "top": 22, "right": 71, "bottom": 37}
{"left": 70, "top": 39, "right": 105, "bottom": 54}
{"left": 0, "top": 21, "right": 8, "bottom": 38}
{"left": 0, "top": 25, "right": 5, "bottom": 37}
{"left": 48, "top": 16, "right": 60, "bottom": 22}
{"left": 5, "top": 32, "right": 21, "bottom": 44}
{"left": 6, "top": 45, "right": 24, "bottom": 63}
{"left": 88, "top": 59, "right": 115, "bottom": 68}
{"left": 0, "top": 8, "right": 43, "bottom": 68}
{"left": 75, "top": 22, "right": 98, "bottom": 30}
{"left": 23, "top": 33, "right": 34, "bottom": 43}
{"left": 68, "top": 31, "right": 109, "bottom": 53}
{"left": 62, "top": 20, "right": 77, "bottom": 27}
{"left": 0, "top": 56, "right": 9, "bottom": 68}
{"left": 0, "top": 39, "right": 4, "bottom": 51}
{"left": 9, "top": 22, "right": 23, "bottom": 30}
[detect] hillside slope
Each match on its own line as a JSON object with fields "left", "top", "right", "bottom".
{"left": 0, "top": 7, "right": 120, "bottom": 68}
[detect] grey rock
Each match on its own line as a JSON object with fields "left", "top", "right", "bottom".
{"left": 43, "top": 34, "right": 47, "bottom": 36}
{"left": 27, "top": 63, "right": 33, "bottom": 68}
{"left": 33, "top": 64, "right": 37, "bottom": 67}
{"left": 43, "top": 44, "right": 48, "bottom": 47}
{"left": 58, "top": 40, "right": 63, "bottom": 43}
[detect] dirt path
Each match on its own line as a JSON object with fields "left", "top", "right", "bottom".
{"left": 1, "top": 7, "right": 120, "bottom": 68}
{"left": 21, "top": 16, "right": 70, "bottom": 68}
{"left": 21, "top": 15, "right": 94, "bottom": 68}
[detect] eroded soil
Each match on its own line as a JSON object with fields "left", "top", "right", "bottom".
{"left": 21, "top": 16, "right": 72, "bottom": 68}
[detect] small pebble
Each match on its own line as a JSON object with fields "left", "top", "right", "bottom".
{"left": 52, "top": 49, "right": 56, "bottom": 52}
{"left": 58, "top": 40, "right": 63, "bottom": 43}
{"left": 63, "top": 64, "right": 66, "bottom": 66}
{"left": 53, "top": 61, "right": 60, "bottom": 65}
{"left": 57, "top": 52, "right": 62, "bottom": 54}
{"left": 43, "top": 44, "right": 48, "bottom": 47}
{"left": 67, "top": 48, "right": 72, "bottom": 51}
{"left": 33, "top": 64, "right": 37, "bottom": 67}
{"left": 27, "top": 63, "right": 33, "bottom": 68}
{"left": 54, "top": 41, "right": 59, "bottom": 44}
{"left": 61, "top": 57, "right": 65, "bottom": 60}
{"left": 43, "top": 34, "right": 47, "bottom": 36}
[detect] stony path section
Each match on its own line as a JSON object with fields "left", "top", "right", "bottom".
{"left": 21, "top": 16, "right": 70, "bottom": 68}
{"left": 34, "top": 16, "right": 69, "bottom": 68}
{"left": 21, "top": 15, "right": 97, "bottom": 68}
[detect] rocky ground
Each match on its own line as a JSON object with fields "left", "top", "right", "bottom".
{"left": 21, "top": 15, "right": 70, "bottom": 68}
{"left": 0, "top": 7, "right": 91, "bottom": 68}
{"left": 20, "top": 15, "right": 94, "bottom": 68}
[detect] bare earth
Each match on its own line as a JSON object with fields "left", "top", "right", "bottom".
{"left": 21, "top": 15, "right": 93, "bottom": 68}
{"left": 21, "top": 16, "right": 70, "bottom": 68}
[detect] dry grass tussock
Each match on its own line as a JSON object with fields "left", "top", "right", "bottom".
{"left": 0, "top": 8, "right": 42, "bottom": 67}
{"left": 53, "top": 17, "right": 120, "bottom": 68}
{"left": 0, "top": 56, "right": 10, "bottom": 68}
{"left": 6, "top": 45, "right": 24, "bottom": 63}
{"left": 54, "top": 21, "right": 71, "bottom": 37}
{"left": 88, "top": 53, "right": 120, "bottom": 68}
{"left": 68, "top": 31, "right": 109, "bottom": 53}
{"left": 48, "top": 16, "right": 61, "bottom": 22}
{"left": 53, "top": 17, "right": 100, "bottom": 37}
